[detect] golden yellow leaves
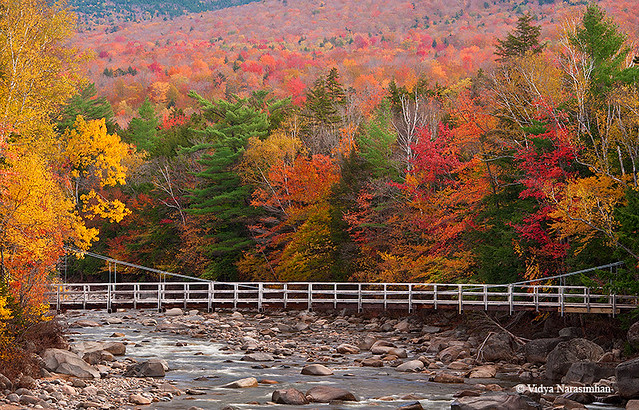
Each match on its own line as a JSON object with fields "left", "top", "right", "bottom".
{"left": 0, "top": 0, "right": 85, "bottom": 141}
{"left": 80, "top": 191, "right": 130, "bottom": 223}
{"left": 66, "top": 116, "right": 129, "bottom": 188}
{"left": 549, "top": 175, "right": 626, "bottom": 250}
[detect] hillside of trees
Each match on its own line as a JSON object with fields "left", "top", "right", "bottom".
{"left": 57, "top": 1, "right": 639, "bottom": 290}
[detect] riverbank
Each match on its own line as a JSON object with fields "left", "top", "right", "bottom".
{"left": 0, "top": 307, "right": 637, "bottom": 409}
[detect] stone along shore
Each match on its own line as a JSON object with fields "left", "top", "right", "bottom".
{"left": 1, "top": 307, "right": 639, "bottom": 409}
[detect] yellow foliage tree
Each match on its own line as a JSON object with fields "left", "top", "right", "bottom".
{"left": 0, "top": 0, "right": 84, "bottom": 143}
{"left": 64, "top": 116, "right": 132, "bottom": 223}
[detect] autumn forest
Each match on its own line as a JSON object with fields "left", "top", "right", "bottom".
{"left": 2, "top": 0, "right": 639, "bottom": 366}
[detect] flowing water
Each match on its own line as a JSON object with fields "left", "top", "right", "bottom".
{"left": 66, "top": 309, "right": 480, "bottom": 409}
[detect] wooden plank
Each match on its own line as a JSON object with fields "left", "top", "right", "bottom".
{"left": 563, "top": 306, "right": 619, "bottom": 314}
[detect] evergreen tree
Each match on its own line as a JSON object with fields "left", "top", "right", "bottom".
{"left": 495, "top": 13, "right": 544, "bottom": 59}
{"left": 127, "top": 98, "right": 159, "bottom": 153}
{"left": 187, "top": 91, "right": 270, "bottom": 280}
{"left": 57, "top": 83, "right": 116, "bottom": 133}
{"left": 569, "top": 4, "right": 639, "bottom": 91}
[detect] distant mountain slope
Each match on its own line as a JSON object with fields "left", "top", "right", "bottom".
{"left": 69, "top": 0, "right": 639, "bottom": 124}
{"left": 71, "top": 0, "right": 261, "bottom": 24}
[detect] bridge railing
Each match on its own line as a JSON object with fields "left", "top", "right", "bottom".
{"left": 47, "top": 281, "right": 639, "bottom": 315}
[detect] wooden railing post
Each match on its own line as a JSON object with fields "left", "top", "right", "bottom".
{"left": 612, "top": 293, "right": 617, "bottom": 317}
{"left": 358, "top": 284, "right": 363, "bottom": 313}
{"left": 534, "top": 286, "right": 539, "bottom": 312}
{"left": 458, "top": 284, "right": 463, "bottom": 314}
{"left": 334, "top": 283, "right": 338, "bottom": 309}
{"left": 408, "top": 284, "right": 413, "bottom": 313}
{"left": 207, "top": 282, "right": 213, "bottom": 313}
{"left": 107, "top": 284, "right": 112, "bottom": 313}
{"left": 560, "top": 286, "right": 564, "bottom": 317}
{"left": 258, "top": 283, "right": 264, "bottom": 312}
{"left": 433, "top": 284, "right": 438, "bottom": 310}
{"left": 184, "top": 283, "right": 188, "bottom": 309}
{"left": 83, "top": 284, "right": 88, "bottom": 310}
{"left": 56, "top": 285, "right": 61, "bottom": 312}
{"left": 383, "top": 284, "right": 387, "bottom": 311}
{"left": 157, "top": 283, "right": 162, "bottom": 312}
{"left": 233, "top": 283, "right": 238, "bottom": 310}
{"left": 508, "top": 285, "right": 513, "bottom": 315}
{"left": 283, "top": 283, "right": 288, "bottom": 309}
{"left": 483, "top": 285, "right": 488, "bottom": 311}
{"left": 307, "top": 283, "right": 313, "bottom": 311}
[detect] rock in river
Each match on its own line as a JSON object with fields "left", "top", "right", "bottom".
{"left": 301, "top": 364, "right": 334, "bottom": 376}
{"left": 306, "top": 386, "right": 358, "bottom": 403}
{"left": 222, "top": 377, "right": 258, "bottom": 388}
{"left": 123, "top": 359, "right": 166, "bottom": 377}
{"left": 41, "top": 348, "right": 100, "bottom": 379}
{"left": 272, "top": 388, "right": 309, "bottom": 405}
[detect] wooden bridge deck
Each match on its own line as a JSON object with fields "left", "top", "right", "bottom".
{"left": 47, "top": 282, "right": 638, "bottom": 316}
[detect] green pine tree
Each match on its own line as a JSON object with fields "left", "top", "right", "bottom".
{"left": 127, "top": 98, "right": 159, "bottom": 154}
{"left": 57, "top": 83, "right": 116, "bottom": 133}
{"left": 495, "top": 13, "right": 544, "bottom": 59}
{"left": 187, "top": 91, "right": 270, "bottom": 280}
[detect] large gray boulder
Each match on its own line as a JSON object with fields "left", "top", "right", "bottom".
{"left": 628, "top": 322, "right": 639, "bottom": 348}
{"left": 395, "top": 360, "right": 425, "bottom": 373}
{"left": 451, "top": 393, "right": 542, "bottom": 410}
{"left": 71, "top": 341, "right": 126, "bottom": 356}
{"left": 523, "top": 338, "right": 562, "bottom": 364}
{"left": 305, "top": 386, "right": 357, "bottom": 403}
{"left": 562, "top": 361, "right": 615, "bottom": 384}
{"left": 545, "top": 339, "right": 604, "bottom": 381}
{"left": 480, "top": 332, "right": 515, "bottom": 362}
{"left": 41, "top": 348, "right": 100, "bottom": 379}
{"left": 123, "top": 359, "right": 166, "bottom": 377}
{"left": 616, "top": 357, "right": 639, "bottom": 399}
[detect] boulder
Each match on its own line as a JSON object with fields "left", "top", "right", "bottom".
{"left": 561, "top": 361, "right": 615, "bottom": 384}
{"left": 41, "top": 348, "right": 100, "bottom": 379}
{"left": 305, "top": 386, "right": 357, "bottom": 403}
{"left": 129, "top": 394, "right": 152, "bottom": 405}
{"left": 523, "top": 338, "right": 562, "bottom": 364}
{"left": 82, "top": 350, "right": 114, "bottom": 365}
{"left": 545, "top": 339, "right": 604, "bottom": 381}
{"left": 395, "top": 320, "right": 411, "bottom": 332}
{"left": 628, "top": 322, "right": 639, "bottom": 348}
{"left": 451, "top": 393, "right": 542, "bottom": 410}
{"left": 337, "top": 343, "right": 360, "bottom": 354}
{"left": 559, "top": 327, "right": 583, "bottom": 339}
{"left": 72, "top": 341, "right": 126, "bottom": 356}
{"left": 627, "top": 400, "right": 639, "bottom": 410}
{"left": 480, "top": 332, "right": 515, "bottom": 362}
{"left": 0, "top": 372, "right": 13, "bottom": 390}
{"left": 123, "top": 360, "right": 166, "bottom": 377}
{"left": 449, "top": 361, "right": 471, "bottom": 371}
{"left": 433, "top": 372, "right": 464, "bottom": 383}
{"left": 422, "top": 325, "right": 441, "bottom": 334}
{"left": 395, "top": 360, "right": 425, "bottom": 373}
{"left": 165, "top": 307, "right": 183, "bottom": 316}
{"left": 361, "top": 358, "right": 384, "bottom": 367}
{"left": 616, "top": 357, "right": 639, "bottom": 399}
{"left": 301, "top": 364, "right": 333, "bottom": 376}
{"left": 371, "top": 340, "right": 396, "bottom": 355}
{"left": 438, "top": 345, "right": 467, "bottom": 364}
{"left": 222, "top": 377, "right": 258, "bottom": 388}
{"left": 388, "top": 348, "right": 408, "bottom": 358}
{"left": 242, "top": 352, "right": 274, "bottom": 362}
{"left": 272, "top": 388, "right": 309, "bottom": 405}
{"left": 71, "top": 320, "right": 101, "bottom": 327}
{"left": 469, "top": 365, "right": 497, "bottom": 379}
